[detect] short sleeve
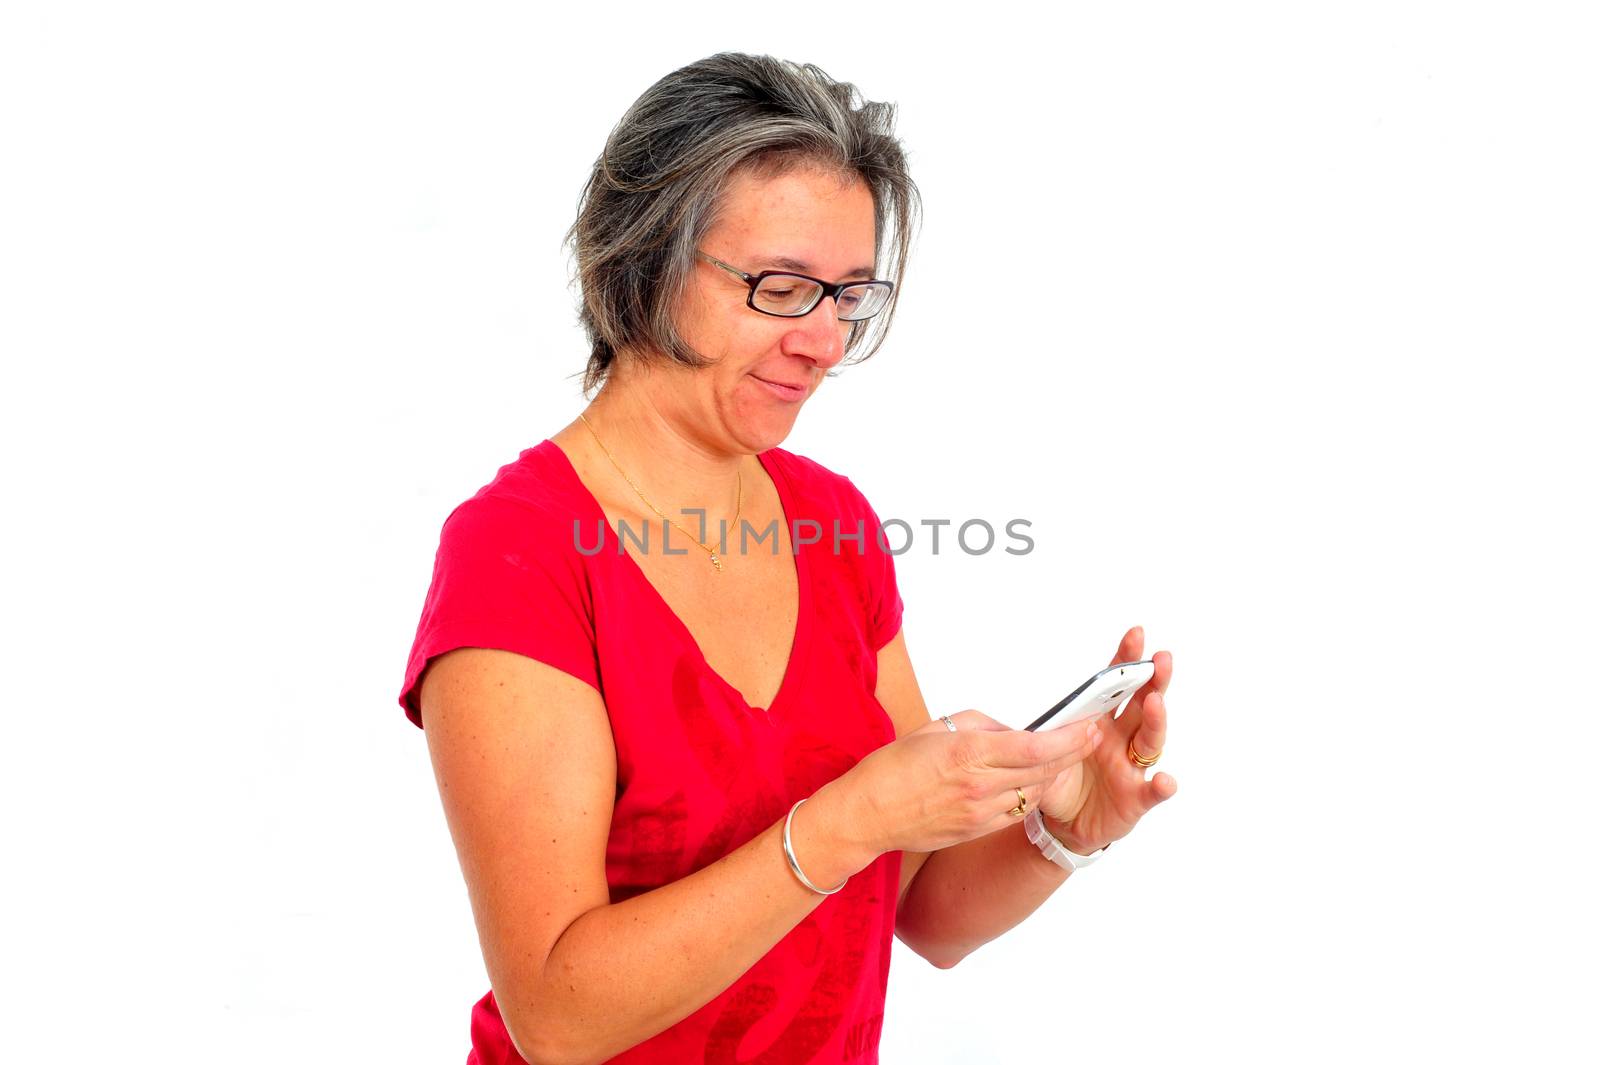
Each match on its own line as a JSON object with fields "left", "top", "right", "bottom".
{"left": 844, "top": 476, "right": 905, "bottom": 652}
{"left": 397, "top": 494, "right": 600, "bottom": 729}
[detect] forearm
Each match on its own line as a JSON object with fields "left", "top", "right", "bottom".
{"left": 895, "top": 816, "right": 1075, "bottom": 969}
{"left": 510, "top": 777, "right": 880, "bottom": 1065}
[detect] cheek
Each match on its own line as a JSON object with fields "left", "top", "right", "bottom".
{"left": 723, "top": 317, "right": 787, "bottom": 358}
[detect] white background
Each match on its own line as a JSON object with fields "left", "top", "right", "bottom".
{"left": 3, "top": 2, "right": 1596, "bottom": 1061}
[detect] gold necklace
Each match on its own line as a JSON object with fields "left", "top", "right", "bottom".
{"left": 578, "top": 412, "right": 742, "bottom": 573}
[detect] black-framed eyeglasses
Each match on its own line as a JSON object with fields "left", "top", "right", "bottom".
{"left": 696, "top": 250, "right": 894, "bottom": 322}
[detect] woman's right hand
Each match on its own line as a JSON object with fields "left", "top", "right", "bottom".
{"left": 830, "top": 710, "right": 1105, "bottom": 858}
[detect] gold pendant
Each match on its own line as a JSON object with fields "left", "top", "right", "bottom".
{"left": 709, "top": 551, "right": 723, "bottom": 572}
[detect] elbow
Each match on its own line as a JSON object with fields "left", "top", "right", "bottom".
{"left": 502, "top": 918, "right": 613, "bottom": 1065}
{"left": 898, "top": 924, "right": 968, "bottom": 971}
{"left": 502, "top": 999, "right": 592, "bottom": 1065}
{"left": 917, "top": 932, "right": 972, "bottom": 970}
{"left": 501, "top": 1016, "right": 555, "bottom": 1065}
{"left": 506, "top": 1023, "right": 609, "bottom": 1065}
{"left": 504, "top": 1025, "right": 581, "bottom": 1065}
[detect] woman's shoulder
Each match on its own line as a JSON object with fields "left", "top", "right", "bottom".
{"left": 761, "top": 444, "right": 884, "bottom": 522}
{"left": 434, "top": 439, "right": 595, "bottom": 555}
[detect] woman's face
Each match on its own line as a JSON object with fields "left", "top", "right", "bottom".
{"left": 652, "top": 163, "right": 878, "bottom": 455}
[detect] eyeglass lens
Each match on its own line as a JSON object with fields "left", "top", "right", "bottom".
{"left": 751, "top": 275, "right": 891, "bottom": 321}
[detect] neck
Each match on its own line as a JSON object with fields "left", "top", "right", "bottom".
{"left": 572, "top": 362, "right": 749, "bottom": 525}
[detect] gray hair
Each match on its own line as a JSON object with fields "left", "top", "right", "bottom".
{"left": 563, "top": 52, "right": 922, "bottom": 395}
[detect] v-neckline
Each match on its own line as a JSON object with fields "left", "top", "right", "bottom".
{"left": 541, "top": 437, "right": 812, "bottom": 720}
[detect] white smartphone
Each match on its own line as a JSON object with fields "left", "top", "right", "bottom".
{"left": 1024, "top": 660, "right": 1156, "bottom": 733}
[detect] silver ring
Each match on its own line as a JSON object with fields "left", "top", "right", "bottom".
{"left": 940, "top": 715, "right": 957, "bottom": 733}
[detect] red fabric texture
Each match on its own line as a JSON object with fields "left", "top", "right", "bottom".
{"left": 398, "top": 439, "right": 905, "bottom": 1064}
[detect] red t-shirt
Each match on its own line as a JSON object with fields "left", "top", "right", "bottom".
{"left": 398, "top": 438, "right": 906, "bottom": 1064}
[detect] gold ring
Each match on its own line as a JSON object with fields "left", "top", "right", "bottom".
{"left": 1008, "top": 787, "right": 1028, "bottom": 817}
{"left": 1128, "top": 738, "right": 1160, "bottom": 768}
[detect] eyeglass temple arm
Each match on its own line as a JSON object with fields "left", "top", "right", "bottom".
{"left": 698, "top": 251, "right": 754, "bottom": 283}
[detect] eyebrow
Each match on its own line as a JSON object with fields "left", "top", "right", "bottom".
{"left": 752, "top": 255, "right": 878, "bottom": 281}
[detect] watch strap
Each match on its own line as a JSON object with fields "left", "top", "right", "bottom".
{"left": 1024, "top": 808, "right": 1106, "bottom": 872}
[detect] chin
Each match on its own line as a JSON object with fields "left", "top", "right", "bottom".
{"left": 736, "top": 409, "right": 799, "bottom": 453}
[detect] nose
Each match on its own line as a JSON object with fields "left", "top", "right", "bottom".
{"left": 781, "top": 295, "right": 851, "bottom": 369}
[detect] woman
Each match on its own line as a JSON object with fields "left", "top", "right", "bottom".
{"left": 397, "top": 52, "right": 1177, "bottom": 1065}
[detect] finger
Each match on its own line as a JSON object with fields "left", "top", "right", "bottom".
{"left": 1113, "top": 649, "right": 1173, "bottom": 739}
{"left": 1010, "top": 723, "right": 1104, "bottom": 788}
{"left": 980, "top": 717, "right": 1100, "bottom": 770}
{"left": 1141, "top": 772, "right": 1178, "bottom": 814}
{"left": 1109, "top": 625, "right": 1144, "bottom": 667}
{"left": 1151, "top": 648, "right": 1172, "bottom": 695}
{"left": 1130, "top": 649, "right": 1172, "bottom": 708}
{"left": 988, "top": 779, "right": 1057, "bottom": 829}
{"left": 1127, "top": 690, "right": 1167, "bottom": 764}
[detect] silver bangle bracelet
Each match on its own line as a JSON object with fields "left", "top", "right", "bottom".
{"left": 783, "top": 798, "right": 847, "bottom": 896}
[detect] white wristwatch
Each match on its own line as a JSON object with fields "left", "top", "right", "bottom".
{"left": 1024, "top": 809, "right": 1107, "bottom": 872}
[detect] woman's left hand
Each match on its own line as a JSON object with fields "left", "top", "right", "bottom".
{"left": 1033, "top": 626, "right": 1177, "bottom": 854}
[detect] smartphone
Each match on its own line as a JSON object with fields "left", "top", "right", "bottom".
{"left": 1024, "top": 660, "right": 1156, "bottom": 733}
